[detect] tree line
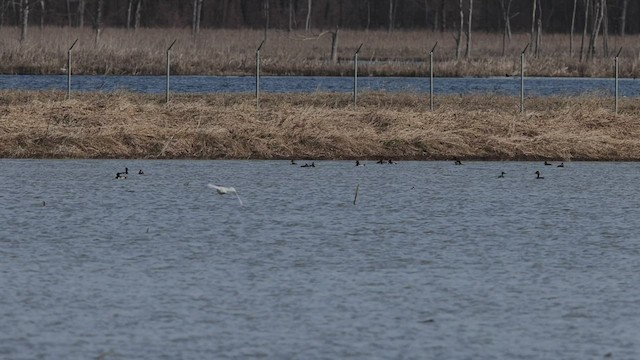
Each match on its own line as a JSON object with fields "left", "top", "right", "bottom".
{"left": 4, "top": 0, "right": 639, "bottom": 36}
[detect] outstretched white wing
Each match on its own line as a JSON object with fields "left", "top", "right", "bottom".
{"left": 208, "top": 184, "right": 243, "bottom": 205}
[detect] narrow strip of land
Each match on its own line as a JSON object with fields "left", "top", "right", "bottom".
{"left": 1, "top": 91, "right": 638, "bottom": 160}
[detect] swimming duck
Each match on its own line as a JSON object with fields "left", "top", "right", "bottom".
{"left": 376, "top": 159, "right": 384, "bottom": 164}
{"left": 557, "top": 162, "right": 564, "bottom": 168}
{"left": 454, "top": 159, "right": 463, "bottom": 165}
{"left": 388, "top": 159, "right": 396, "bottom": 164}
{"left": 535, "top": 171, "right": 544, "bottom": 179}
{"left": 355, "top": 160, "right": 365, "bottom": 166}
{"left": 115, "top": 172, "right": 127, "bottom": 179}
{"left": 544, "top": 161, "right": 552, "bottom": 166}
{"left": 291, "top": 160, "right": 297, "bottom": 165}
{"left": 138, "top": 169, "right": 144, "bottom": 175}
{"left": 498, "top": 171, "right": 506, "bottom": 178}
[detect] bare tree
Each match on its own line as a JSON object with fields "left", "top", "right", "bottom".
{"left": 305, "top": 0, "right": 311, "bottom": 31}
{"left": 535, "top": 0, "right": 541, "bottom": 57}
{"left": 330, "top": 27, "right": 338, "bottom": 63}
{"left": 530, "top": 0, "right": 536, "bottom": 49}
{"left": 263, "top": 0, "right": 269, "bottom": 39}
{"left": 619, "top": 0, "right": 628, "bottom": 36}
{"left": 39, "top": 0, "right": 44, "bottom": 30}
{"left": 570, "top": 0, "right": 577, "bottom": 57}
{"left": 78, "top": 0, "right": 84, "bottom": 27}
{"left": 454, "top": 0, "right": 463, "bottom": 59}
{"left": 388, "top": 0, "right": 393, "bottom": 32}
{"left": 20, "top": 0, "right": 28, "bottom": 42}
{"left": 602, "top": 0, "right": 608, "bottom": 56}
{"left": 465, "top": 0, "right": 473, "bottom": 59}
{"left": 134, "top": 0, "right": 142, "bottom": 30}
{"left": 65, "top": 0, "right": 71, "bottom": 27}
{"left": 94, "top": 0, "right": 103, "bottom": 45}
{"left": 192, "top": 0, "right": 203, "bottom": 34}
{"left": 197, "top": 0, "right": 203, "bottom": 34}
{"left": 288, "top": 0, "right": 292, "bottom": 32}
{"left": 498, "top": 0, "right": 513, "bottom": 56}
{"left": 588, "top": 0, "right": 604, "bottom": 59}
{"left": 579, "top": 0, "right": 589, "bottom": 62}
{"left": 126, "top": 0, "right": 133, "bottom": 29}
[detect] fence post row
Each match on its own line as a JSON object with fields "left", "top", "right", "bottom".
{"left": 615, "top": 47, "right": 622, "bottom": 114}
{"left": 520, "top": 43, "right": 529, "bottom": 114}
{"left": 256, "top": 39, "right": 265, "bottom": 109}
{"left": 429, "top": 41, "right": 438, "bottom": 112}
{"left": 166, "top": 39, "right": 177, "bottom": 103}
{"left": 353, "top": 43, "right": 363, "bottom": 106}
{"left": 67, "top": 38, "right": 78, "bottom": 100}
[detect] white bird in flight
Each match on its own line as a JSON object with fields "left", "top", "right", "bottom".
{"left": 207, "top": 184, "right": 243, "bottom": 205}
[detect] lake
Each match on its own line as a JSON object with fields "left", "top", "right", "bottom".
{"left": 1, "top": 75, "right": 639, "bottom": 97}
{"left": 1, "top": 159, "right": 639, "bottom": 359}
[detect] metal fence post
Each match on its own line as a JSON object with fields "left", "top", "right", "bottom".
{"left": 67, "top": 39, "right": 78, "bottom": 100}
{"left": 166, "top": 39, "right": 177, "bottom": 103}
{"left": 615, "top": 47, "right": 622, "bottom": 114}
{"left": 353, "top": 43, "right": 363, "bottom": 106}
{"left": 520, "top": 43, "right": 529, "bottom": 113}
{"left": 256, "top": 40, "right": 265, "bottom": 109}
{"left": 429, "top": 41, "right": 438, "bottom": 111}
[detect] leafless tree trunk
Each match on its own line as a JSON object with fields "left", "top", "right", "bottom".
{"left": 498, "top": 0, "right": 513, "bottom": 56}
{"left": 191, "top": 0, "right": 197, "bottom": 33}
{"left": 1, "top": 0, "right": 7, "bottom": 27}
{"left": 65, "top": 0, "right": 71, "bottom": 27}
{"left": 535, "top": 0, "right": 542, "bottom": 57}
{"left": 619, "top": 0, "right": 628, "bottom": 36}
{"left": 388, "top": 0, "right": 393, "bottom": 32}
{"left": 20, "top": 0, "right": 28, "bottom": 42}
{"left": 288, "top": 0, "right": 292, "bottom": 32}
{"left": 126, "top": 0, "right": 133, "bottom": 29}
{"left": 579, "top": 0, "right": 589, "bottom": 62}
{"left": 588, "top": 0, "right": 604, "bottom": 59}
{"left": 94, "top": 0, "right": 103, "bottom": 45}
{"left": 305, "top": 0, "right": 311, "bottom": 31}
{"left": 570, "top": 0, "right": 577, "bottom": 57}
{"left": 465, "top": 0, "right": 473, "bottom": 59}
{"left": 439, "top": 0, "right": 446, "bottom": 31}
{"left": 134, "top": 0, "right": 142, "bottom": 30}
{"left": 454, "top": 0, "right": 463, "bottom": 60}
{"left": 197, "top": 0, "right": 203, "bottom": 34}
{"left": 330, "top": 27, "right": 338, "bottom": 63}
{"left": 78, "top": 0, "right": 84, "bottom": 27}
{"left": 530, "top": 0, "right": 537, "bottom": 49}
{"left": 263, "top": 0, "right": 269, "bottom": 39}
{"left": 39, "top": 0, "right": 44, "bottom": 30}
{"left": 602, "top": 0, "right": 608, "bottom": 57}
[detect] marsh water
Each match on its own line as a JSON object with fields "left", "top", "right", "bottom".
{"left": 1, "top": 159, "right": 639, "bottom": 359}
{"left": 1, "top": 75, "right": 639, "bottom": 96}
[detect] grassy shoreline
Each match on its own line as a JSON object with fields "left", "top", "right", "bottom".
{"left": 1, "top": 91, "right": 639, "bottom": 161}
{"left": 3, "top": 27, "right": 640, "bottom": 77}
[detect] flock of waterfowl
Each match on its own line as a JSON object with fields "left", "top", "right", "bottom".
{"left": 113, "top": 159, "right": 566, "bottom": 208}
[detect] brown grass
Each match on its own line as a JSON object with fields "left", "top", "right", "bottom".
{"left": 1, "top": 90, "right": 640, "bottom": 160}
{"left": 2, "top": 26, "right": 640, "bottom": 77}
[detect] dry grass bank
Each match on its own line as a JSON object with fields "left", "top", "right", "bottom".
{"left": 2, "top": 27, "right": 640, "bottom": 77}
{"left": 1, "top": 91, "right": 640, "bottom": 160}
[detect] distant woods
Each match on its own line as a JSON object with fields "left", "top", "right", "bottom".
{"left": 2, "top": 0, "right": 640, "bottom": 35}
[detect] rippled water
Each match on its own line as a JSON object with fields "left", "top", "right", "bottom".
{"left": 1, "top": 160, "right": 639, "bottom": 359}
{"left": 1, "top": 75, "right": 639, "bottom": 96}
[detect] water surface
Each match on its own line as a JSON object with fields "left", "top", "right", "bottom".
{"left": 1, "top": 75, "right": 638, "bottom": 96}
{"left": 0, "top": 160, "right": 638, "bottom": 359}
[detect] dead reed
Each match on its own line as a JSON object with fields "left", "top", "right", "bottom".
{"left": 1, "top": 90, "right": 639, "bottom": 160}
{"left": 2, "top": 27, "right": 640, "bottom": 77}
